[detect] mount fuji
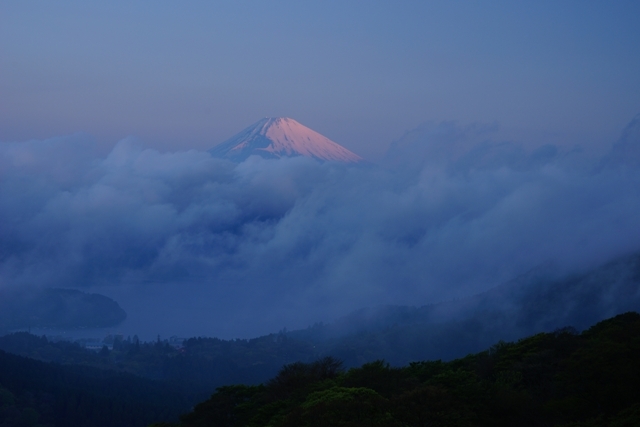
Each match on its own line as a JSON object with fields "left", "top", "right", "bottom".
{"left": 209, "top": 117, "right": 363, "bottom": 163}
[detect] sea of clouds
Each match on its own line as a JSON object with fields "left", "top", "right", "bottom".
{"left": 1, "top": 116, "right": 639, "bottom": 338}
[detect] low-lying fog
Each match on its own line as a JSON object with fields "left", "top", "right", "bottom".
{"left": 2, "top": 117, "right": 640, "bottom": 339}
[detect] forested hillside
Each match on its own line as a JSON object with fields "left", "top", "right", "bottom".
{"left": 167, "top": 312, "right": 640, "bottom": 427}
{"left": 0, "top": 332, "right": 317, "bottom": 396}
{"left": 1, "top": 313, "right": 639, "bottom": 426}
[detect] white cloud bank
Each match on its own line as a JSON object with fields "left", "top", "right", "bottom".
{"left": 1, "top": 116, "right": 639, "bottom": 337}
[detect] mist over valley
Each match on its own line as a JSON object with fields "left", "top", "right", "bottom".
{"left": 2, "top": 116, "right": 639, "bottom": 343}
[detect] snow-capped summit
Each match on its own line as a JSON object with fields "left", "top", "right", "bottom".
{"left": 209, "top": 117, "right": 363, "bottom": 163}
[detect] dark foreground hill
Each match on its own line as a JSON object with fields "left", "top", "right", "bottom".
{"left": 0, "top": 348, "right": 192, "bottom": 427}
{"left": 166, "top": 312, "right": 640, "bottom": 427}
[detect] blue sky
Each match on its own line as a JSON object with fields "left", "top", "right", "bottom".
{"left": 2, "top": 1, "right": 639, "bottom": 160}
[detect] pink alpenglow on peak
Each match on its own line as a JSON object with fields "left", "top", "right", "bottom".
{"left": 209, "top": 117, "right": 363, "bottom": 163}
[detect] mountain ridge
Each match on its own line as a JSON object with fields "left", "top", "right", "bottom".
{"left": 210, "top": 117, "right": 363, "bottom": 163}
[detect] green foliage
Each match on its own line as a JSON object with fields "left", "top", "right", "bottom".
{"left": 288, "top": 386, "right": 398, "bottom": 427}
{"left": 342, "top": 360, "right": 414, "bottom": 398}
{"left": 548, "top": 312, "right": 640, "bottom": 424}
{"left": 3, "top": 312, "right": 640, "bottom": 426}
{"left": 181, "top": 385, "right": 264, "bottom": 427}
{"left": 266, "top": 356, "right": 343, "bottom": 400}
{"left": 172, "top": 312, "right": 640, "bottom": 427}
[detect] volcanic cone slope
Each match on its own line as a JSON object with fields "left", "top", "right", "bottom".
{"left": 210, "top": 117, "right": 363, "bottom": 163}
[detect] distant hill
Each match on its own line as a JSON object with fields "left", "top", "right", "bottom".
{"left": 0, "top": 288, "right": 126, "bottom": 333}
{"left": 0, "top": 330, "right": 316, "bottom": 395}
{"left": 289, "top": 251, "right": 640, "bottom": 366}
